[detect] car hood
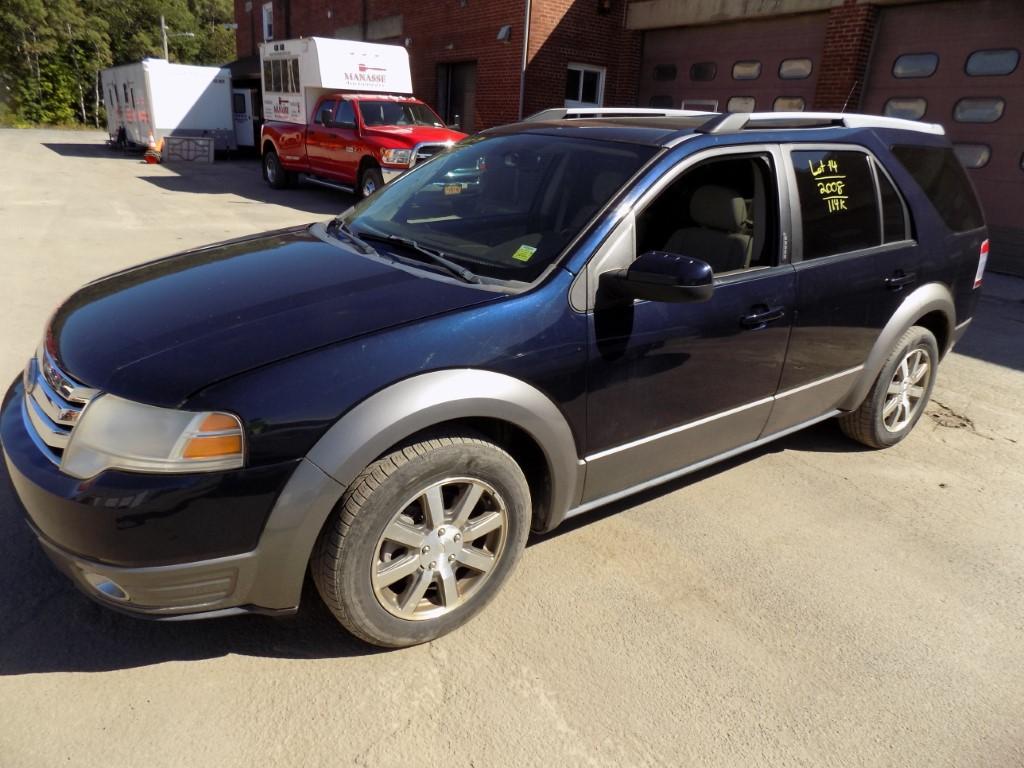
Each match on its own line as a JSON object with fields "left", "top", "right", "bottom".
{"left": 47, "top": 226, "right": 498, "bottom": 407}
{"left": 362, "top": 125, "right": 466, "bottom": 144}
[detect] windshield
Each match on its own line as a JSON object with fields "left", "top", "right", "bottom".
{"left": 360, "top": 100, "right": 445, "bottom": 127}
{"left": 339, "top": 133, "right": 657, "bottom": 283}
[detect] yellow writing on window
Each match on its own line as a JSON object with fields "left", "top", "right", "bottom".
{"left": 809, "top": 158, "right": 848, "bottom": 213}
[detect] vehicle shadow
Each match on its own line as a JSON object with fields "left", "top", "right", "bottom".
{"left": 137, "top": 164, "right": 354, "bottom": 217}
{"left": 0, "top": 475, "right": 381, "bottom": 676}
{"left": 42, "top": 142, "right": 143, "bottom": 160}
{"left": 42, "top": 141, "right": 353, "bottom": 218}
{"left": 950, "top": 273, "right": 1024, "bottom": 372}
{"left": 533, "top": 419, "right": 867, "bottom": 544}
{"left": 0, "top": 419, "right": 856, "bottom": 675}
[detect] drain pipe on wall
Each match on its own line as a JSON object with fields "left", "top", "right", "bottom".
{"left": 517, "top": 0, "right": 532, "bottom": 120}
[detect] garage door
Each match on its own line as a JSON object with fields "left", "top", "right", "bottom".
{"left": 638, "top": 13, "right": 829, "bottom": 115}
{"left": 863, "top": 0, "right": 1024, "bottom": 275}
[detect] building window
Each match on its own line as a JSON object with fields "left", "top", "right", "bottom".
{"left": 648, "top": 95, "right": 674, "bottom": 108}
{"left": 682, "top": 99, "right": 718, "bottom": 111}
{"left": 262, "top": 2, "right": 273, "bottom": 42}
{"left": 779, "top": 58, "right": 812, "bottom": 80}
{"left": 653, "top": 64, "right": 677, "bottom": 81}
{"left": 953, "top": 144, "right": 991, "bottom": 169}
{"left": 884, "top": 97, "right": 927, "bottom": 120}
{"left": 727, "top": 96, "right": 756, "bottom": 112}
{"left": 565, "top": 63, "right": 605, "bottom": 107}
{"left": 689, "top": 62, "right": 717, "bottom": 81}
{"left": 966, "top": 49, "right": 1020, "bottom": 76}
{"left": 773, "top": 96, "right": 805, "bottom": 112}
{"left": 892, "top": 53, "right": 938, "bottom": 79}
{"left": 953, "top": 97, "right": 1005, "bottom": 123}
{"left": 732, "top": 61, "right": 761, "bottom": 80}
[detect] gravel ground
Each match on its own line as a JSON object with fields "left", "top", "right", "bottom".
{"left": 1, "top": 129, "right": 1022, "bottom": 768}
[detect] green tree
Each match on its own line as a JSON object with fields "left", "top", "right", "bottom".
{"left": 0, "top": 0, "right": 236, "bottom": 126}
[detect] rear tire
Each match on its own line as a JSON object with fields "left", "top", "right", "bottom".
{"left": 312, "top": 433, "right": 531, "bottom": 648}
{"left": 263, "top": 148, "right": 290, "bottom": 189}
{"left": 839, "top": 325, "right": 938, "bottom": 449}
{"left": 358, "top": 166, "right": 385, "bottom": 199}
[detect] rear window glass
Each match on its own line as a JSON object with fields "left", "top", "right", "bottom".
{"left": 891, "top": 145, "right": 984, "bottom": 232}
{"left": 793, "top": 150, "right": 880, "bottom": 260}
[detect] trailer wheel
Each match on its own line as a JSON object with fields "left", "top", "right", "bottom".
{"left": 263, "top": 149, "right": 290, "bottom": 189}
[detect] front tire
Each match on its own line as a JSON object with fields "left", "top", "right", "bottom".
{"left": 358, "top": 166, "right": 385, "bottom": 199}
{"left": 839, "top": 325, "right": 939, "bottom": 449}
{"left": 312, "top": 433, "right": 531, "bottom": 648}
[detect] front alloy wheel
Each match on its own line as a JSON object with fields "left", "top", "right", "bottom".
{"left": 371, "top": 478, "right": 508, "bottom": 620}
{"left": 312, "top": 433, "right": 531, "bottom": 647}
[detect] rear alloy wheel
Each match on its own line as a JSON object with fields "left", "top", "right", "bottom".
{"left": 839, "top": 325, "right": 939, "bottom": 448}
{"left": 263, "top": 149, "right": 290, "bottom": 189}
{"left": 312, "top": 433, "right": 531, "bottom": 647}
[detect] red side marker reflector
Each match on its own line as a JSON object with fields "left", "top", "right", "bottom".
{"left": 974, "top": 239, "right": 989, "bottom": 289}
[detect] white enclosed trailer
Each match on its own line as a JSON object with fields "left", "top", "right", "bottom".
{"left": 101, "top": 59, "right": 236, "bottom": 150}
{"left": 259, "top": 37, "right": 414, "bottom": 127}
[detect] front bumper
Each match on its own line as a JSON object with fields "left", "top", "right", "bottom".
{"left": 381, "top": 167, "right": 405, "bottom": 183}
{"left": 2, "top": 378, "right": 337, "bottom": 618}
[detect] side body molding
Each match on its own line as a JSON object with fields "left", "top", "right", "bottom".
{"left": 838, "top": 282, "right": 955, "bottom": 412}
{"left": 307, "top": 368, "right": 584, "bottom": 527}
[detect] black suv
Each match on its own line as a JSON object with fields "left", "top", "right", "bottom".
{"left": 2, "top": 109, "right": 987, "bottom": 647}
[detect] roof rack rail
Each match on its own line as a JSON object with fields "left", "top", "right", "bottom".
{"left": 696, "top": 111, "right": 945, "bottom": 136}
{"left": 524, "top": 106, "right": 713, "bottom": 122}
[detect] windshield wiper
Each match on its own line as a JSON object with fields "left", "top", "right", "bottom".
{"left": 325, "top": 217, "right": 378, "bottom": 256}
{"left": 357, "top": 231, "right": 481, "bottom": 284}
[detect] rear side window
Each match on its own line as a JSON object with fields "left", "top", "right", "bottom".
{"left": 792, "top": 150, "right": 880, "bottom": 259}
{"left": 891, "top": 145, "right": 985, "bottom": 232}
{"left": 876, "top": 163, "right": 909, "bottom": 243}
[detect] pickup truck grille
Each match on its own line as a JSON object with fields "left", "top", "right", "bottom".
{"left": 412, "top": 143, "right": 448, "bottom": 166}
{"left": 22, "top": 350, "right": 96, "bottom": 465}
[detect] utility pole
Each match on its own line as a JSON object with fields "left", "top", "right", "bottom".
{"left": 161, "top": 15, "right": 169, "bottom": 60}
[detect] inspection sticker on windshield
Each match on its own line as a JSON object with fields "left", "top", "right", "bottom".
{"left": 444, "top": 184, "right": 462, "bottom": 196}
{"left": 511, "top": 245, "right": 537, "bottom": 263}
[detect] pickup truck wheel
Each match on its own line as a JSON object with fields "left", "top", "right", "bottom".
{"left": 263, "top": 149, "right": 290, "bottom": 189}
{"left": 358, "top": 166, "right": 384, "bottom": 199}
{"left": 311, "top": 433, "right": 531, "bottom": 648}
{"left": 839, "top": 325, "right": 938, "bottom": 449}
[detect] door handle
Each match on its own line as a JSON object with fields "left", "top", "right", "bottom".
{"left": 740, "top": 306, "right": 785, "bottom": 330}
{"left": 884, "top": 271, "right": 916, "bottom": 291}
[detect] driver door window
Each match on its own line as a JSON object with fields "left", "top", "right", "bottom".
{"left": 315, "top": 101, "right": 338, "bottom": 126}
{"left": 636, "top": 154, "right": 780, "bottom": 276}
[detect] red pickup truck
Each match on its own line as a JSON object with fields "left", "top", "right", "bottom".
{"left": 261, "top": 94, "right": 467, "bottom": 198}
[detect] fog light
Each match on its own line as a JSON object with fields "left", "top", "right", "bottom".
{"left": 82, "top": 572, "right": 129, "bottom": 601}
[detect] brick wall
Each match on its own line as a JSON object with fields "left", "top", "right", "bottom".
{"left": 812, "top": 0, "right": 879, "bottom": 111}
{"left": 234, "top": 0, "right": 642, "bottom": 130}
{"left": 524, "top": 0, "right": 641, "bottom": 117}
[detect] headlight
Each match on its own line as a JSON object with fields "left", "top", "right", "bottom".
{"left": 61, "top": 394, "right": 245, "bottom": 479}
{"left": 380, "top": 148, "right": 412, "bottom": 166}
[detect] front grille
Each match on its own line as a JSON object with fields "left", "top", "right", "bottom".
{"left": 22, "top": 350, "right": 97, "bottom": 465}
{"left": 412, "top": 143, "right": 448, "bottom": 166}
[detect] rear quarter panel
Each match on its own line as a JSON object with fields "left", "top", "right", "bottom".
{"left": 262, "top": 121, "right": 308, "bottom": 169}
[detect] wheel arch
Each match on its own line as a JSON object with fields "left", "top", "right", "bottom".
{"left": 839, "top": 282, "right": 955, "bottom": 412}
{"left": 243, "top": 370, "right": 584, "bottom": 612}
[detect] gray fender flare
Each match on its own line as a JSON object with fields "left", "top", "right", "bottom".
{"left": 246, "top": 370, "right": 583, "bottom": 611}
{"left": 838, "top": 282, "right": 955, "bottom": 412}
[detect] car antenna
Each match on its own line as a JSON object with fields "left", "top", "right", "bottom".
{"left": 841, "top": 80, "right": 859, "bottom": 114}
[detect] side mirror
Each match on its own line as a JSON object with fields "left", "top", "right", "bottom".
{"left": 600, "top": 251, "right": 714, "bottom": 303}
